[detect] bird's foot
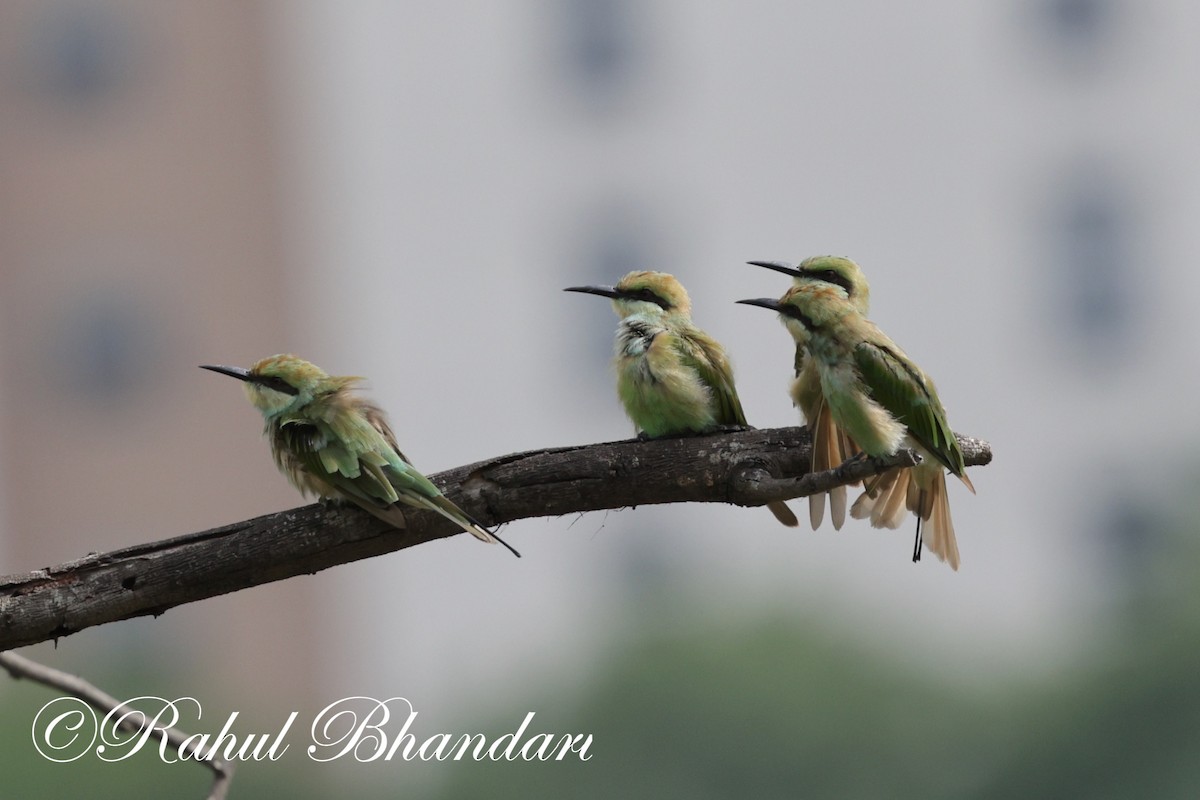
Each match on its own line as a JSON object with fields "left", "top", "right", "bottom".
{"left": 837, "top": 452, "right": 870, "bottom": 469}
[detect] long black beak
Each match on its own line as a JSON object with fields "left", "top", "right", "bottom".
{"left": 563, "top": 284, "right": 622, "bottom": 300}
{"left": 200, "top": 364, "right": 253, "bottom": 382}
{"left": 735, "top": 297, "right": 786, "bottom": 313}
{"left": 747, "top": 260, "right": 802, "bottom": 278}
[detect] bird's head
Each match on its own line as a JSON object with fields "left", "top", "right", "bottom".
{"left": 747, "top": 255, "right": 870, "bottom": 314}
{"left": 737, "top": 291, "right": 812, "bottom": 346}
{"left": 201, "top": 354, "right": 341, "bottom": 418}
{"left": 564, "top": 270, "right": 692, "bottom": 319}
{"left": 737, "top": 281, "right": 854, "bottom": 344}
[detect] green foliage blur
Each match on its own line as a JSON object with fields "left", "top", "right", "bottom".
{"left": 5, "top": 513, "right": 1200, "bottom": 798}
{"left": 434, "top": 523, "right": 1200, "bottom": 798}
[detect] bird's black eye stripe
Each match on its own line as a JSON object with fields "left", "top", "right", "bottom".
{"left": 805, "top": 269, "right": 855, "bottom": 297}
{"left": 256, "top": 375, "right": 299, "bottom": 395}
{"left": 778, "top": 304, "right": 819, "bottom": 330}
{"left": 628, "top": 288, "right": 671, "bottom": 309}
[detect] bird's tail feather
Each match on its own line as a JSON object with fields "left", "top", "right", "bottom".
{"left": 851, "top": 467, "right": 909, "bottom": 529}
{"left": 808, "top": 491, "right": 825, "bottom": 530}
{"left": 807, "top": 400, "right": 857, "bottom": 530}
{"left": 423, "top": 494, "right": 521, "bottom": 558}
{"left": 907, "top": 467, "right": 959, "bottom": 570}
{"left": 768, "top": 500, "right": 799, "bottom": 527}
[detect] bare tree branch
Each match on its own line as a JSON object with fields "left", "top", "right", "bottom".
{"left": 0, "top": 651, "right": 233, "bottom": 799}
{"left": 0, "top": 427, "right": 992, "bottom": 651}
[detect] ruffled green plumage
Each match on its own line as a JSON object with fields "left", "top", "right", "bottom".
{"left": 203, "top": 354, "right": 519, "bottom": 557}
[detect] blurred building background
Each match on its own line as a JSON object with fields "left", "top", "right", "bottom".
{"left": 3, "top": 0, "right": 1200, "bottom": 797}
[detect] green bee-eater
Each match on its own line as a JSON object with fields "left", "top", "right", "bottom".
{"left": 748, "top": 256, "right": 871, "bottom": 531}
{"left": 201, "top": 354, "right": 520, "bottom": 557}
{"left": 565, "top": 270, "right": 798, "bottom": 527}
{"left": 737, "top": 281, "right": 974, "bottom": 569}
{"left": 748, "top": 258, "right": 928, "bottom": 538}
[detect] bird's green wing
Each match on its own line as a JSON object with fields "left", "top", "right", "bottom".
{"left": 379, "top": 459, "right": 446, "bottom": 504}
{"left": 274, "top": 409, "right": 517, "bottom": 551}
{"left": 852, "top": 341, "right": 965, "bottom": 476}
{"left": 316, "top": 405, "right": 449, "bottom": 504}
{"left": 277, "top": 417, "right": 400, "bottom": 508}
{"left": 676, "top": 331, "right": 748, "bottom": 427}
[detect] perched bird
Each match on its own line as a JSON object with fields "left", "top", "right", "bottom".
{"left": 565, "top": 270, "right": 798, "bottom": 527}
{"left": 748, "top": 256, "right": 871, "bottom": 531}
{"left": 737, "top": 279, "right": 974, "bottom": 569}
{"left": 201, "top": 354, "right": 519, "bottom": 557}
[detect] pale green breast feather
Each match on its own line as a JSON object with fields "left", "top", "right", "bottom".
{"left": 615, "top": 321, "right": 717, "bottom": 436}
{"left": 821, "top": 363, "right": 906, "bottom": 457}
{"left": 790, "top": 355, "right": 822, "bottom": 420}
{"left": 793, "top": 343, "right": 806, "bottom": 380}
